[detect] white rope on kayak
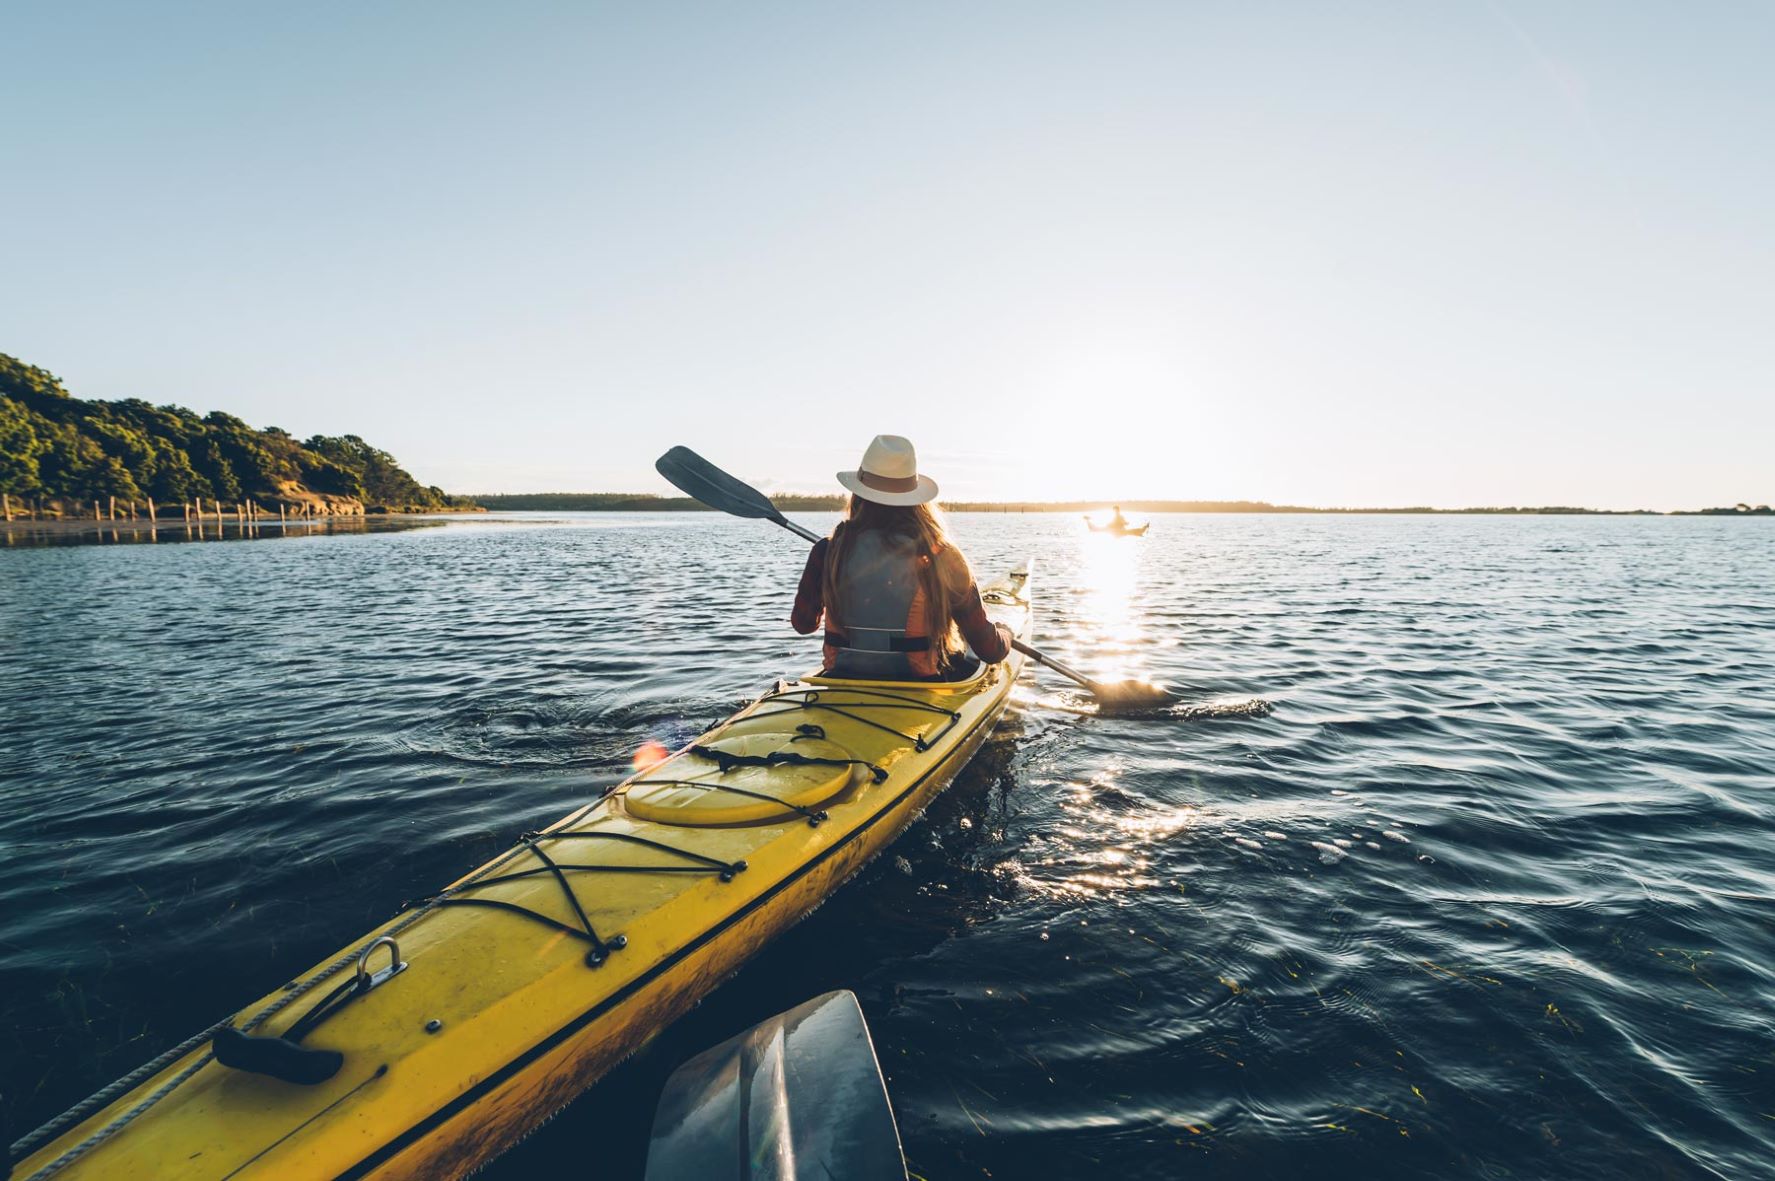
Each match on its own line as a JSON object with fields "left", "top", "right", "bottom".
{"left": 20, "top": 1055, "right": 212, "bottom": 1181}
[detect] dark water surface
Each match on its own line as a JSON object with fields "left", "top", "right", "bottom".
{"left": 3, "top": 514, "right": 1772, "bottom": 1179}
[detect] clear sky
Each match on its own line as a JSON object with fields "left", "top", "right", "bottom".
{"left": 3, "top": 2, "right": 1770, "bottom": 509}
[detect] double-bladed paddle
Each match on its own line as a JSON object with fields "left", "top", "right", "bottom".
{"left": 654, "top": 445, "right": 1177, "bottom": 710}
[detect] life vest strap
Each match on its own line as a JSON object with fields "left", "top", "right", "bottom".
{"left": 824, "top": 629, "right": 931, "bottom": 653}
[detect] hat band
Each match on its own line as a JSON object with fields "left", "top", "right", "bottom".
{"left": 858, "top": 469, "right": 920, "bottom": 494}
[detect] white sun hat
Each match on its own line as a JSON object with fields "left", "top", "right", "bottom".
{"left": 836, "top": 434, "right": 939, "bottom": 506}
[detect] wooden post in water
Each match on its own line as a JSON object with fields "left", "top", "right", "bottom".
{"left": 236, "top": 502, "right": 244, "bottom": 525}
{"left": 2, "top": 493, "right": 10, "bottom": 522}
{"left": 109, "top": 495, "right": 117, "bottom": 520}
{"left": 280, "top": 503, "right": 287, "bottom": 524}
{"left": 147, "top": 497, "right": 156, "bottom": 522}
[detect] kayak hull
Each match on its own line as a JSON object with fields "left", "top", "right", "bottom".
{"left": 14, "top": 564, "right": 1032, "bottom": 1181}
{"left": 351, "top": 691, "right": 1005, "bottom": 1179}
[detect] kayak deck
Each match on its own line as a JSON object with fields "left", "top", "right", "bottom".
{"left": 13, "top": 563, "right": 1032, "bottom": 1181}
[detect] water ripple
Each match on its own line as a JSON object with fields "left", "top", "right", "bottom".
{"left": 3, "top": 513, "right": 1773, "bottom": 1180}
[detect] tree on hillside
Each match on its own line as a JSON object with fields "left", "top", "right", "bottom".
{"left": 195, "top": 439, "right": 241, "bottom": 501}
{"left": 0, "top": 397, "right": 46, "bottom": 493}
{"left": 204, "top": 411, "right": 285, "bottom": 494}
{"left": 149, "top": 446, "right": 207, "bottom": 501}
{"left": 86, "top": 416, "right": 160, "bottom": 485}
{"left": 297, "top": 451, "right": 364, "bottom": 498}
{"left": 0, "top": 355, "right": 69, "bottom": 411}
{"left": 304, "top": 434, "right": 444, "bottom": 508}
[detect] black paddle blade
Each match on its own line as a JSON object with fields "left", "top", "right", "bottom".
{"left": 655, "top": 446, "right": 784, "bottom": 522}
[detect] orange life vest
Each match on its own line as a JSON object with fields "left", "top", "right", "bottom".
{"left": 821, "top": 527, "right": 941, "bottom": 679}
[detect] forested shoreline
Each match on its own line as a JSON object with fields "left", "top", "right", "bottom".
{"left": 0, "top": 354, "right": 473, "bottom": 515}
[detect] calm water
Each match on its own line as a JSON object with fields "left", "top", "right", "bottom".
{"left": 3, "top": 513, "right": 1772, "bottom": 1180}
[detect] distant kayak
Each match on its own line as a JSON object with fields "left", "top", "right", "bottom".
{"left": 1084, "top": 517, "right": 1149, "bottom": 536}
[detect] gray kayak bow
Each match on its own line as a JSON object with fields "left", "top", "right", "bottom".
{"left": 643, "top": 990, "right": 907, "bottom": 1181}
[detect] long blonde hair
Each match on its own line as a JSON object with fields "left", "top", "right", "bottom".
{"left": 823, "top": 496, "right": 964, "bottom": 666}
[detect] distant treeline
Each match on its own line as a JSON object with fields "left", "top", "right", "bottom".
{"left": 473, "top": 493, "right": 1691, "bottom": 515}
{"left": 943, "top": 501, "right": 1666, "bottom": 515}
{"left": 0, "top": 354, "right": 472, "bottom": 512}
{"left": 474, "top": 492, "right": 850, "bottom": 512}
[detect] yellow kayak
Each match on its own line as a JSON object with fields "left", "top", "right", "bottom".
{"left": 12, "top": 563, "right": 1033, "bottom": 1181}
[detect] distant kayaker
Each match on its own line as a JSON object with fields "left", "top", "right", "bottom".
{"left": 792, "top": 435, "right": 1013, "bottom": 681}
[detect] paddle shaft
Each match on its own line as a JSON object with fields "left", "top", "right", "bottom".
{"left": 777, "top": 518, "right": 823, "bottom": 545}
{"left": 1010, "top": 638, "right": 1094, "bottom": 687}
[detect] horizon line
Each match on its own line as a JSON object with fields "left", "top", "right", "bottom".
{"left": 463, "top": 492, "right": 1773, "bottom": 517}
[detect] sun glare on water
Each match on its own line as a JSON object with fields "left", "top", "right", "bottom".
{"left": 1076, "top": 526, "right": 1158, "bottom": 688}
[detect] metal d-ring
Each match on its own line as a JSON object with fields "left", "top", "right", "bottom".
{"left": 354, "top": 935, "right": 407, "bottom": 993}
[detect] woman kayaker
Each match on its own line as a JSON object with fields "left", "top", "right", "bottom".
{"left": 792, "top": 435, "right": 1013, "bottom": 681}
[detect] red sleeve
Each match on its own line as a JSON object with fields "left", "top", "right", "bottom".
{"left": 952, "top": 582, "right": 1011, "bottom": 662}
{"left": 935, "top": 548, "right": 1009, "bottom": 662}
{"left": 791, "top": 538, "right": 828, "bottom": 634}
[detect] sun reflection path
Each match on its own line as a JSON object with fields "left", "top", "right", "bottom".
{"left": 1005, "top": 770, "right": 1384, "bottom": 903}
{"left": 1075, "top": 530, "right": 1156, "bottom": 685}
{"left": 1003, "top": 775, "right": 1204, "bottom": 901}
